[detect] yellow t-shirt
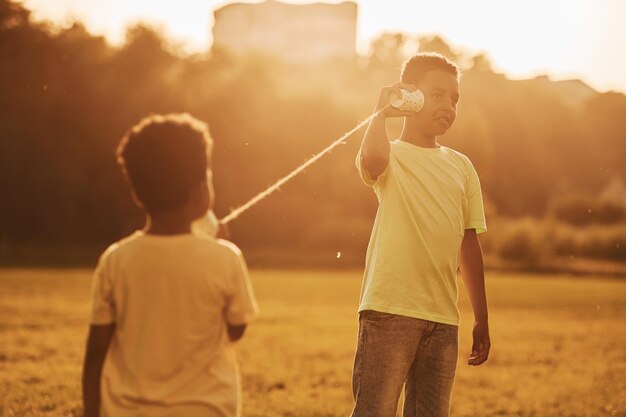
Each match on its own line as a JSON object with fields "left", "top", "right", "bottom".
{"left": 91, "top": 231, "right": 258, "bottom": 417}
{"left": 356, "top": 140, "right": 487, "bottom": 326}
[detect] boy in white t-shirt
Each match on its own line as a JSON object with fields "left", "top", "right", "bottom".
{"left": 351, "top": 53, "right": 491, "bottom": 417}
{"left": 81, "top": 113, "right": 258, "bottom": 417}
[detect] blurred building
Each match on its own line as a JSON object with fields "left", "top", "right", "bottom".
{"left": 212, "top": 0, "right": 357, "bottom": 62}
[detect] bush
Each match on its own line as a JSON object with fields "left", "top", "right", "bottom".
{"left": 576, "top": 225, "right": 626, "bottom": 261}
{"left": 491, "top": 218, "right": 626, "bottom": 266}
{"left": 596, "top": 201, "right": 626, "bottom": 225}
{"left": 549, "top": 223, "right": 580, "bottom": 257}
{"left": 496, "top": 219, "right": 543, "bottom": 264}
{"left": 529, "top": 221, "right": 625, "bottom": 262}
{"left": 548, "top": 194, "right": 626, "bottom": 226}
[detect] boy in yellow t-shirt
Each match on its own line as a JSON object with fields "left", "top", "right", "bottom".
{"left": 351, "top": 53, "right": 490, "bottom": 417}
{"left": 81, "top": 113, "right": 258, "bottom": 417}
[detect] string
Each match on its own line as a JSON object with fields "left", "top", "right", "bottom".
{"left": 219, "top": 105, "right": 388, "bottom": 225}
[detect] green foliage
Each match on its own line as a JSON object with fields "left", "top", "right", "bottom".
{"left": 1, "top": 0, "right": 626, "bottom": 268}
{"left": 494, "top": 219, "right": 543, "bottom": 264}
{"left": 486, "top": 217, "right": 626, "bottom": 267}
{"left": 548, "top": 194, "right": 626, "bottom": 226}
{"left": 550, "top": 223, "right": 626, "bottom": 262}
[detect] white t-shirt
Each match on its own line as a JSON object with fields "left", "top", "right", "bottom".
{"left": 356, "top": 140, "right": 487, "bottom": 326}
{"left": 90, "top": 231, "right": 258, "bottom": 417}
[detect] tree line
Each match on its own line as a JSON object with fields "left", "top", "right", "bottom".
{"left": 1, "top": 0, "right": 624, "bottom": 266}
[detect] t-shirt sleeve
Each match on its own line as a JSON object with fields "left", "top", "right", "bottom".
{"left": 355, "top": 148, "right": 389, "bottom": 187}
{"left": 225, "top": 248, "right": 259, "bottom": 325}
{"left": 90, "top": 251, "right": 116, "bottom": 324}
{"left": 465, "top": 159, "right": 487, "bottom": 234}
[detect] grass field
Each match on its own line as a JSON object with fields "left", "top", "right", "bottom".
{"left": 1, "top": 269, "right": 625, "bottom": 417}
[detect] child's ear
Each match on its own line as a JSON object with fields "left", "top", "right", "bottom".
{"left": 206, "top": 170, "right": 215, "bottom": 209}
{"left": 130, "top": 190, "right": 144, "bottom": 209}
{"left": 190, "top": 176, "right": 212, "bottom": 217}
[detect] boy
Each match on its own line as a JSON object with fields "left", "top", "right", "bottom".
{"left": 81, "top": 113, "right": 258, "bottom": 417}
{"left": 351, "top": 53, "right": 490, "bottom": 417}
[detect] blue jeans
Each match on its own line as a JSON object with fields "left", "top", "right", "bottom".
{"left": 350, "top": 310, "right": 458, "bottom": 417}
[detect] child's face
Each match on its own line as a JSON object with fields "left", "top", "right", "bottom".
{"left": 412, "top": 70, "right": 460, "bottom": 137}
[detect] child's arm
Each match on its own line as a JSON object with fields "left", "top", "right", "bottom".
{"left": 223, "top": 243, "right": 259, "bottom": 344}
{"left": 359, "top": 83, "right": 417, "bottom": 179}
{"left": 81, "top": 323, "right": 115, "bottom": 417}
{"left": 459, "top": 229, "right": 491, "bottom": 366}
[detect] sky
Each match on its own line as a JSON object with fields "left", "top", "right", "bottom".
{"left": 19, "top": 0, "right": 626, "bottom": 94}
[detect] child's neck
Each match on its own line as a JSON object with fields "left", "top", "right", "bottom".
{"left": 144, "top": 212, "right": 193, "bottom": 235}
{"left": 399, "top": 121, "right": 439, "bottom": 148}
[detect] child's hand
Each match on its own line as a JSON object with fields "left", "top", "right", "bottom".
{"left": 468, "top": 320, "right": 490, "bottom": 366}
{"left": 377, "top": 83, "right": 420, "bottom": 117}
{"left": 217, "top": 222, "right": 231, "bottom": 240}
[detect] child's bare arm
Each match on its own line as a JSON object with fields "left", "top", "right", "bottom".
{"left": 359, "top": 83, "right": 416, "bottom": 179}
{"left": 459, "top": 229, "right": 491, "bottom": 366}
{"left": 82, "top": 324, "right": 115, "bottom": 417}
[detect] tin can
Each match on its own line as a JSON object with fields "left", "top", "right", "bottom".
{"left": 389, "top": 89, "right": 424, "bottom": 112}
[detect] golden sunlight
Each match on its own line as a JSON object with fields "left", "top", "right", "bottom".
{"left": 20, "top": 0, "right": 626, "bottom": 92}
{"left": 3, "top": 0, "right": 626, "bottom": 416}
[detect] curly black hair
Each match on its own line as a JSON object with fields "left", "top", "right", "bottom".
{"left": 117, "top": 113, "right": 212, "bottom": 213}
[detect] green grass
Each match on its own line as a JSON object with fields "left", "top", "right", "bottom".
{"left": 1, "top": 269, "right": 625, "bottom": 417}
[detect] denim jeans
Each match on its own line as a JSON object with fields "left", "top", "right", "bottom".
{"left": 350, "top": 310, "right": 459, "bottom": 417}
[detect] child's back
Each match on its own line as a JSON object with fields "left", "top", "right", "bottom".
{"left": 81, "top": 113, "right": 258, "bottom": 417}
{"left": 92, "top": 232, "right": 256, "bottom": 416}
